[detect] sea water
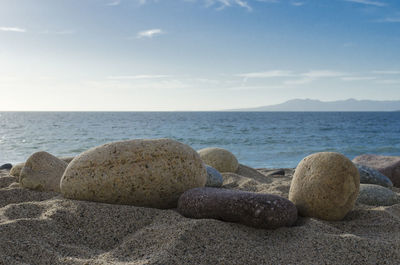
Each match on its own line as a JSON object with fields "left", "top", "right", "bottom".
{"left": 0, "top": 112, "right": 399, "bottom": 168}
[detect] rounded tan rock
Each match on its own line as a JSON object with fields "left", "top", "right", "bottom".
{"left": 288, "top": 152, "right": 360, "bottom": 221}
{"left": 60, "top": 139, "right": 207, "bottom": 209}
{"left": 198, "top": 147, "right": 239, "bottom": 173}
{"left": 10, "top": 162, "right": 25, "bottom": 178}
{"left": 20, "top": 151, "right": 68, "bottom": 192}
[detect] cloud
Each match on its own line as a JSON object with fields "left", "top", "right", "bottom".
{"left": 301, "top": 70, "right": 346, "bottom": 78}
{"left": 341, "top": 76, "right": 377, "bottom": 81}
{"left": 107, "top": 75, "right": 171, "bottom": 80}
{"left": 0, "top": 27, "right": 26, "bottom": 33}
{"left": 136, "top": 29, "right": 164, "bottom": 38}
{"left": 40, "top": 29, "right": 76, "bottom": 35}
{"left": 237, "top": 70, "right": 293, "bottom": 79}
{"left": 372, "top": 70, "right": 400, "bottom": 75}
{"left": 107, "top": 0, "right": 121, "bottom": 6}
{"left": 291, "top": 1, "right": 304, "bottom": 6}
{"left": 376, "top": 79, "right": 400, "bottom": 84}
{"left": 343, "top": 0, "right": 386, "bottom": 7}
{"left": 380, "top": 17, "right": 400, "bottom": 23}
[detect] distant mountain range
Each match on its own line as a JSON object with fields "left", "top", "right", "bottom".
{"left": 227, "top": 99, "right": 400, "bottom": 112}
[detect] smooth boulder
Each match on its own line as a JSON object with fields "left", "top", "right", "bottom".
{"left": 198, "top": 147, "right": 239, "bottom": 173}
{"left": 10, "top": 162, "right": 24, "bottom": 178}
{"left": 289, "top": 152, "right": 359, "bottom": 221}
{"left": 178, "top": 187, "right": 297, "bottom": 229}
{"left": 357, "top": 184, "right": 399, "bottom": 206}
{"left": 353, "top": 154, "right": 400, "bottom": 187}
{"left": 61, "top": 139, "right": 207, "bottom": 208}
{"left": 355, "top": 164, "right": 393, "bottom": 188}
{"left": 20, "top": 151, "right": 68, "bottom": 192}
{"left": 0, "top": 163, "right": 12, "bottom": 170}
{"left": 205, "top": 165, "right": 223, "bottom": 187}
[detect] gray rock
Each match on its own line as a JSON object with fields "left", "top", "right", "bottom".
{"left": 177, "top": 187, "right": 298, "bottom": 229}
{"left": 357, "top": 184, "right": 399, "bottom": 206}
{"left": 353, "top": 154, "right": 400, "bottom": 187}
{"left": 205, "top": 165, "right": 223, "bottom": 187}
{"left": 355, "top": 164, "right": 393, "bottom": 188}
{"left": 0, "top": 163, "right": 12, "bottom": 170}
{"left": 61, "top": 139, "right": 207, "bottom": 209}
{"left": 20, "top": 151, "right": 68, "bottom": 192}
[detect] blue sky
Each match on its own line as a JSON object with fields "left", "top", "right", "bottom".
{"left": 0, "top": 0, "right": 399, "bottom": 110}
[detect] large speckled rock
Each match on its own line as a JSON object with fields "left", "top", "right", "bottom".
{"left": 357, "top": 184, "right": 399, "bottom": 206}
{"left": 9, "top": 156, "right": 74, "bottom": 179}
{"left": 355, "top": 164, "right": 393, "bottom": 188}
{"left": 289, "top": 152, "right": 359, "bottom": 221}
{"left": 205, "top": 165, "right": 223, "bottom": 187}
{"left": 20, "top": 151, "right": 68, "bottom": 192}
{"left": 178, "top": 187, "right": 297, "bottom": 229}
{"left": 353, "top": 154, "right": 400, "bottom": 187}
{"left": 60, "top": 139, "right": 207, "bottom": 208}
{"left": 198, "top": 147, "right": 239, "bottom": 173}
{"left": 10, "top": 162, "right": 24, "bottom": 178}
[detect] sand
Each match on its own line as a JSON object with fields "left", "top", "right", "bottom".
{"left": 1, "top": 165, "right": 400, "bottom": 265}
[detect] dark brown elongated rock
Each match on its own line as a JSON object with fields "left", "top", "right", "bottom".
{"left": 177, "top": 187, "right": 298, "bottom": 229}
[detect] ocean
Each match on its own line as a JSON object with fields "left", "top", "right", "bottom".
{"left": 0, "top": 112, "right": 399, "bottom": 168}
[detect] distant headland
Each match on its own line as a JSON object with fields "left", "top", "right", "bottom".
{"left": 226, "top": 99, "right": 400, "bottom": 112}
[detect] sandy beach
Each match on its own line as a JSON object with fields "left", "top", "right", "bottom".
{"left": 1, "top": 164, "right": 399, "bottom": 265}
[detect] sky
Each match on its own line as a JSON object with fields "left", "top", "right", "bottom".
{"left": 0, "top": 0, "right": 399, "bottom": 111}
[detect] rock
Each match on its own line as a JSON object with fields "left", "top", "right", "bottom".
{"left": 178, "top": 187, "right": 297, "bottom": 229}
{"left": 198, "top": 147, "right": 239, "bottom": 173}
{"left": 59, "top": 156, "right": 75, "bottom": 163}
{"left": 355, "top": 164, "right": 393, "bottom": 188}
{"left": 289, "top": 152, "right": 359, "bottom": 221}
{"left": 353, "top": 154, "right": 400, "bottom": 187}
{"left": 266, "top": 169, "right": 286, "bottom": 176}
{"left": 61, "top": 139, "right": 207, "bottom": 209}
{"left": 357, "top": 184, "right": 399, "bottom": 206}
{"left": 0, "top": 163, "right": 12, "bottom": 170}
{"left": 9, "top": 163, "right": 25, "bottom": 178}
{"left": 20, "top": 151, "right": 68, "bottom": 192}
{"left": 205, "top": 165, "right": 223, "bottom": 187}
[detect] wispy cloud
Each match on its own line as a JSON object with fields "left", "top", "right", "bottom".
{"left": 343, "top": 0, "right": 386, "bottom": 7}
{"left": 238, "top": 70, "right": 293, "bottom": 79}
{"left": 0, "top": 27, "right": 26, "bottom": 33}
{"left": 372, "top": 70, "right": 400, "bottom": 75}
{"left": 107, "top": 0, "right": 121, "bottom": 6}
{"left": 136, "top": 29, "right": 164, "bottom": 39}
{"left": 40, "top": 29, "right": 76, "bottom": 35}
{"left": 107, "top": 75, "right": 171, "bottom": 80}
{"left": 376, "top": 79, "right": 400, "bottom": 84}
{"left": 291, "top": 1, "right": 305, "bottom": 6}
{"left": 341, "top": 76, "right": 377, "bottom": 81}
{"left": 301, "top": 70, "right": 346, "bottom": 78}
{"left": 377, "top": 16, "right": 400, "bottom": 23}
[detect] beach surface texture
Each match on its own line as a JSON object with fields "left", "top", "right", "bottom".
{"left": 1, "top": 165, "right": 400, "bottom": 265}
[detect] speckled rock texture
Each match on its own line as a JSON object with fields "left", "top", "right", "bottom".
{"left": 357, "top": 184, "right": 399, "bottom": 206}
{"left": 289, "top": 152, "right": 360, "bottom": 221}
{"left": 10, "top": 162, "right": 24, "bottom": 178}
{"left": 177, "top": 187, "right": 298, "bottom": 229}
{"left": 353, "top": 154, "right": 400, "bottom": 187}
{"left": 60, "top": 139, "right": 207, "bottom": 208}
{"left": 205, "top": 165, "right": 223, "bottom": 187}
{"left": 355, "top": 164, "right": 393, "bottom": 188}
{"left": 20, "top": 151, "right": 68, "bottom": 192}
{"left": 198, "top": 147, "right": 239, "bottom": 173}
